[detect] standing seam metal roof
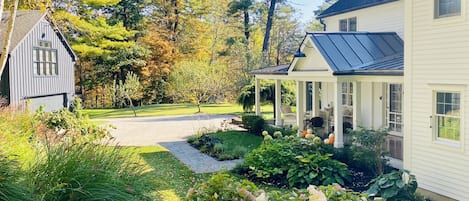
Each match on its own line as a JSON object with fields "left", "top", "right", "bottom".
{"left": 317, "top": 0, "right": 399, "bottom": 18}
{"left": 308, "top": 32, "right": 403, "bottom": 75}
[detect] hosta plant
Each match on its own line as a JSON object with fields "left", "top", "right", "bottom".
{"left": 366, "top": 170, "right": 424, "bottom": 201}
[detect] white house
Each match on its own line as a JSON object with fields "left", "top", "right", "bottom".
{"left": 252, "top": 0, "right": 469, "bottom": 200}
{"left": 405, "top": 0, "right": 469, "bottom": 200}
{"left": 0, "top": 11, "right": 76, "bottom": 112}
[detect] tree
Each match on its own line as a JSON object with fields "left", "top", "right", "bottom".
{"left": 109, "top": 71, "right": 142, "bottom": 117}
{"left": 228, "top": 0, "right": 254, "bottom": 70}
{"left": 0, "top": 0, "right": 19, "bottom": 78}
{"left": 237, "top": 80, "right": 295, "bottom": 112}
{"left": 167, "top": 60, "right": 230, "bottom": 113}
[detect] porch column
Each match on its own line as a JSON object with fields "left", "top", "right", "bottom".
{"left": 296, "top": 81, "right": 305, "bottom": 131}
{"left": 353, "top": 81, "right": 361, "bottom": 130}
{"left": 255, "top": 78, "right": 261, "bottom": 116}
{"left": 333, "top": 80, "right": 344, "bottom": 148}
{"left": 312, "top": 82, "right": 320, "bottom": 117}
{"left": 274, "top": 79, "right": 282, "bottom": 126}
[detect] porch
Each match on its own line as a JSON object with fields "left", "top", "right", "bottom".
{"left": 251, "top": 32, "right": 404, "bottom": 168}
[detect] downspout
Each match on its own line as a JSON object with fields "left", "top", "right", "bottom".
{"left": 319, "top": 18, "right": 326, "bottom": 31}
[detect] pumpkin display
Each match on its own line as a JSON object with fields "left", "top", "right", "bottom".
{"left": 305, "top": 134, "right": 315, "bottom": 139}
{"left": 300, "top": 130, "right": 307, "bottom": 138}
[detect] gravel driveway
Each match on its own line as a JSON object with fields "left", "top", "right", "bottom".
{"left": 101, "top": 114, "right": 237, "bottom": 146}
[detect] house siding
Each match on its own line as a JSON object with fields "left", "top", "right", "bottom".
{"left": 405, "top": 0, "right": 469, "bottom": 200}
{"left": 322, "top": 0, "right": 404, "bottom": 39}
{"left": 9, "top": 18, "right": 74, "bottom": 110}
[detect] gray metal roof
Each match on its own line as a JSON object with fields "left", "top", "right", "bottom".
{"left": 317, "top": 0, "right": 398, "bottom": 18}
{"left": 308, "top": 32, "right": 403, "bottom": 76}
{"left": 250, "top": 64, "right": 289, "bottom": 75}
{"left": 0, "top": 10, "right": 76, "bottom": 61}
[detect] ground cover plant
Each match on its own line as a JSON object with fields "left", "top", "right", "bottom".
{"left": 187, "top": 131, "right": 263, "bottom": 160}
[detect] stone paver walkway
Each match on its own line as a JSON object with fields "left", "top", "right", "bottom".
{"left": 159, "top": 141, "right": 243, "bottom": 173}
{"left": 103, "top": 114, "right": 244, "bottom": 173}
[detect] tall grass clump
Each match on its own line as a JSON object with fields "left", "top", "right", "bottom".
{"left": 0, "top": 152, "right": 33, "bottom": 201}
{"left": 28, "top": 140, "right": 152, "bottom": 200}
{"left": 0, "top": 106, "right": 156, "bottom": 200}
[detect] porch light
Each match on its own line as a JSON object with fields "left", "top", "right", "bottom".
{"left": 293, "top": 50, "right": 306, "bottom": 57}
{"left": 294, "top": 48, "right": 306, "bottom": 58}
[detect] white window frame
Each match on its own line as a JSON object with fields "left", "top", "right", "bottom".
{"left": 430, "top": 84, "right": 465, "bottom": 148}
{"left": 434, "top": 0, "right": 461, "bottom": 18}
{"left": 341, "top": 82, "right": 353, "bottom": 107}
{"left": 339, "top": 17, "right": 357, "bottom": 32}
{"left": 33, "top": 41, "right": 58, "bottom": 76}
{"left": 387, "top": 83, "right": 403, "bottom": 136}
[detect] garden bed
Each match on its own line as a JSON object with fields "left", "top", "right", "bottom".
{"left": 187, "top": 131, "right": 262, "bottom": 160}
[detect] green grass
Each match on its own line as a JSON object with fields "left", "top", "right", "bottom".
{"left": 135, "top": 146, "right": 211, "bottom": 201}
{"left": 210, "top": 131, "right": 263, "bottom": 155}
{"left": 82, "top": 103, "right": 274, "bottom": 119}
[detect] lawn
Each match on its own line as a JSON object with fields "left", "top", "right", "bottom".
{"left": 210, "top": 131, "right": 263, "bottom": 155}
{"left": 135, "top": 146, "right": 212, "bottom": 201}
{"left": 82, "top": 103, "right": 274, "bottom": 119}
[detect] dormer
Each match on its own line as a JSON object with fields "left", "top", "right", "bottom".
{"left": 318, "top": 0, "right": 404, "bottom": 39}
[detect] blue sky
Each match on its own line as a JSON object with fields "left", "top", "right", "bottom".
{"left": 289, "top": 0, "right": 324, "bottom": 24}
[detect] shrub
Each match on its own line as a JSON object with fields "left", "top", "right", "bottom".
{"left": 35, "top": 108, "right": 112, "bottom": 142}
{"left": 243, "top": 136, "right": 349, "bottom": 188}
{"left": 241, "top": 115, "right": 266, "bottom": 135}
{"left": 263, "top": 125, "right": 297, "bottom": 137}
{"left": 350, "top": 128, "right": 390, "bottom": 176}
{"left": 366, "top": 170, "right": 424, "bottom": 201}
{"left": 28, "top": 139, "right": 152, "bottom": 200}
{"left": 186, "top": 173, "right": 261, "bottom": 201}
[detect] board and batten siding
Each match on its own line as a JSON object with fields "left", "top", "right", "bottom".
{"left": 404, "top": 0, "right": 469, "bottom": 200}
{"left": 322, "top": 0, "right": 404, "bottom": 39}
{"left": 8, "top": 18, "right": 74, "bottom": 110}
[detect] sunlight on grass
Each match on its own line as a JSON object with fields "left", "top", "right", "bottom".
{"left": 82, "top": 103, "right": 274, "bottom": 119}
{"left": 132, "top": 146, "right": 211, "bottom": 200}
{"left": 158, "top": 189, "right": 180, "bottom": 201}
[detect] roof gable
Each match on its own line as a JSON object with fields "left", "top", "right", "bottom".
{"left": 317, "top": 0, "right": 399, "bottom": 18}
{"left": 0, "top": 10, "right": 76, "bottom": 61}
{"left": 309, "top": 32, "right": 403, "bottom": 75}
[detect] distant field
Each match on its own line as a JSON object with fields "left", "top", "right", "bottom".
{"left": 82, "top": 103, "right": 274, "bottom": 119}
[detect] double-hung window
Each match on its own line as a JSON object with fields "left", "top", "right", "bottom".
{"left": 435, "top": 0, "right": 461, "bottom": 18}
{"left": 339, "top": 17, "right": 357, "bottom": 32}
{"left": 33, "top": 41, "right": 58, "bottom": 76}
{"left": 341, "top": 82, "right": 353, "bottom": 107}
{"left": 388, "top": 84, "right": 403, "bottom": 133}
{"left": 434, "top": 91, "right": 461, "bottom": 142}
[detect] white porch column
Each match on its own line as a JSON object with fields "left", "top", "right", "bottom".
{"left": 333, "top": 80, "right": 344, "bottom": 148}
{"left": 313, "top": 82, "right": 320, "bottom": 117}
{"left": 296, "top": 81, "right": 305, "bottom": 130}
{"left": 352, "top": 81, "right": 361, "bottom": 130}
{"left": 274, "top": 79, "right": 282, "bottom": 126}
{"left": 255, "top": 78, "right": 261, "bottom": 116}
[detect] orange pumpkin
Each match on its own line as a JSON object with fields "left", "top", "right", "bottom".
{"left": 328, "top": 134, "right": 335, "bottom": 145}
{"left": 300, "top": 130, "right": 307, "bottom": 138}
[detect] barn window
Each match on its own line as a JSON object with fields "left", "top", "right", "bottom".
{"left": 33, "top": 41, "right": 57, "bottom": 76}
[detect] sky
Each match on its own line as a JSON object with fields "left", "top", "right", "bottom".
{"left": 289, "top": 0, "right": 325, "bottom": 24}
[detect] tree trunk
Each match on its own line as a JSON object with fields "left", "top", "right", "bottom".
{"left": 127, "top": 95, "right": 137, "bottom": 117}
{"left": 243, "top": 9, "right": 252, "bottom": 70}
{"left": 197, "top": 99, "right": 201, "bottom": 113}
{"left": 0, "top": 0, "right": 19, "bottom": 79}
{"left": 261, "top": 0, "right": 277, "bottom": 66}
